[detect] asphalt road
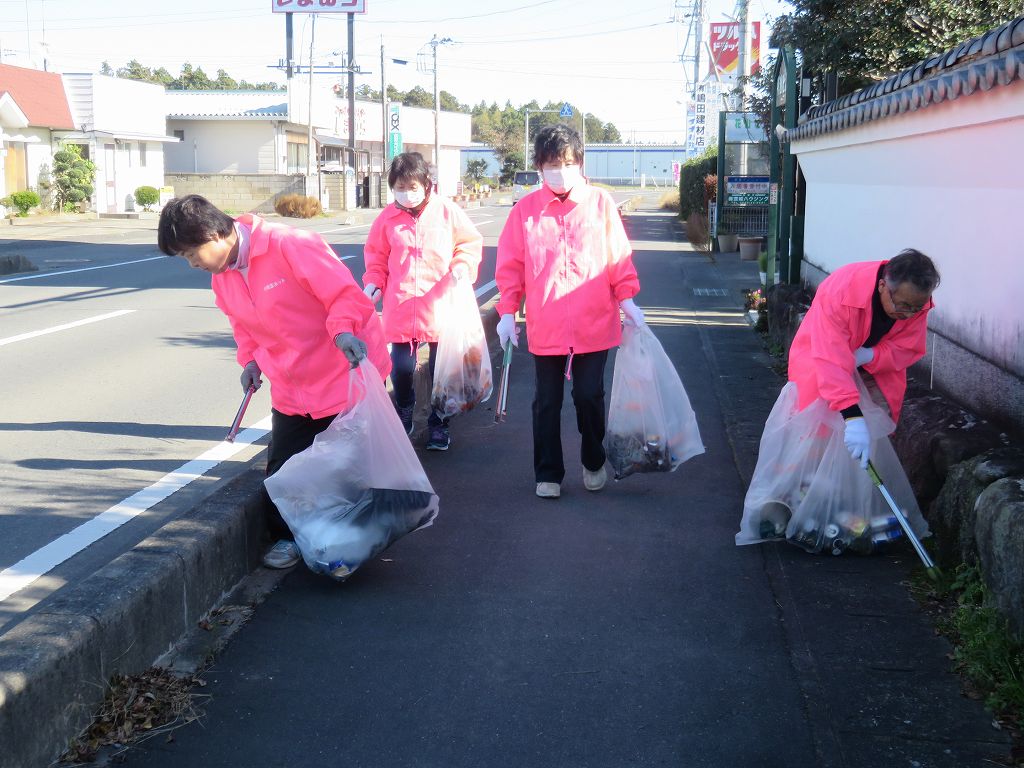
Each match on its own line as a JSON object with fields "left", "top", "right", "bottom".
{"left": 0, "top": 206, "right": 503, "bottom": 634}
{"left": 113, "top": 202, "right": 819, "bottom": 767}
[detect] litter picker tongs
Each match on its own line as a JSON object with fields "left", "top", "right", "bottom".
{"left": 225, "top": 385, "right": 257, "bottom": 443}
{"left": 494, "top": 340, "right": 513, "bottom": 423}
{"left": 866, "top": 460, "right": 941, "bottom": 581}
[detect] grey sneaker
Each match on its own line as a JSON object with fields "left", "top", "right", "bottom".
{"left": 536, "top": 482, "right": 561, "bottom": 498}
{"left": 263, "top": 539, "right": 300, "bottom": 569}
{"left": 425, "top": 423, "right": 450, "bottom": 451}
{"left": 583, "top": 465, "right": 607, "bottom": 492}
{"left": 396, "top": 403, "right": 415, "bottom": 436}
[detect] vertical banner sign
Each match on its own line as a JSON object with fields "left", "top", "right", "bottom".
{"left": 708, "top": 21, "right": 761, "bottom": 77}
{"left": 272, "top": 0, "right": 367, "bottom": 12}
{"left": 387, "top": 102, "right": 402, "bottom": 159}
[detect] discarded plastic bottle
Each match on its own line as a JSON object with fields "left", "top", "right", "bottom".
{"left": 871, "top": 528, "right": 903, "bottom": 553}
{"left": 870, "top": 515, "right": 900, "bottom": 533}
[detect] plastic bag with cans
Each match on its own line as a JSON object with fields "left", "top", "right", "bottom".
{"left": 264, "top": 359, "right": 439, "bottom": 581}
{"left": 736, "top": 374, "right": 928, "bottom": 554}
{"left": 430, "top": 279, "right": 493, "bottom": 419}
{"left": 605, "top": 324, "right": 705, "bottom": 480}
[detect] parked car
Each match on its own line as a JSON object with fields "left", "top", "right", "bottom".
{"left": 512, "top": 170, "right": 542, "bottom": 204}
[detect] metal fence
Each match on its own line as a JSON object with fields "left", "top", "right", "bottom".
{"left": 718, "top": 205, "right": 769, "bottom": 237}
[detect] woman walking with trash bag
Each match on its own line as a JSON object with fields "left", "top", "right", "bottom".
{"left": 495, "top": 123, "right": 644, "bottom": 499}
{"left": 737, "top": 248, "right": 941, "bottom": 557}
{"left": 362, "top": 151, "right": 484, "bottom": 452}
{"left": 157, "top": 194, "right": 391, "bottom": 570}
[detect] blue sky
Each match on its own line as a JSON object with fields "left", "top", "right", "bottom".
{"left": 0, "top": 0, "right": 792, "bottom": 143}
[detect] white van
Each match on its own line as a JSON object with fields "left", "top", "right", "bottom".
{"left": 512, "top": 170, "right": 543, "bottom": 204}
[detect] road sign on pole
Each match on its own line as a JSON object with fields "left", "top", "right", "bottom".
{"left": 559, "top": 103, "right": 573, "bottom": 118}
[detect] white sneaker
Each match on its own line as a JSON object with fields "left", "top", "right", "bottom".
{"left": 263, "top": 540, "right": 300, "bottom": 569}
{"left": 583, "top": 465, "right": 607, "bottom": 492}
{"left": 536, "top": 482, "right": 561, "bottom": 499}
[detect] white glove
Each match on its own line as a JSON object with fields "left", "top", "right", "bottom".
{"left": 451, "top": 263, "right": 470, "bottom": 284}
{"left": 496, "top": 313, "right": 519, "bottom": 349}
{"left": 363, "top": 282, "right": 382, "bottom": 304}
{"left": 240, "top": 361, "right": 262, "bottom": 393}
{"left": 844, "top": 417, "right": 871, "bottom": 469}
{"left": 620, "top": 298, "right": 645, "bottom": 327}
{"left": 334, "top": 332, "right": 367, "bottom": 367}
{"left": 854, "top": 347, "right": 874, "bottom": 367}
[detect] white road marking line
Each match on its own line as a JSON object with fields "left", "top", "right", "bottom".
{"left": 0, "top": 416, "right": 273, "bottom": 602}
{"left": 322, "top": 223, "right": 374, "bottom": 234}
{"left": 474, "top": 280, "right": 497, "bottom": 298}
{"left": 0, "top": 309, "right": 137, "bottom": 347}
{"left": 0, "top": 256, "right": 165, "bottom": 284}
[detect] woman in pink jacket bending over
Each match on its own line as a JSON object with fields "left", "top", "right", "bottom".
{"left": 158, "top": 194, "right": 390, "bottom": 570}
{"left": 362, "top": 152, "right": 484, "bottom": 451}
{"left": 495, "top": 124, "right": 644, "bottom": 499}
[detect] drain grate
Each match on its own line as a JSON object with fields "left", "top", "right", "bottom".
{"left": 692, "top": 288, "right": 729, "bottom": 296}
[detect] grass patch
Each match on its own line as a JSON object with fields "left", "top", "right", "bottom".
{"left": 911, "top": 564, "right": 1024, "bottom": 762}
{"left": 658, "top": 189, "right": 680, "bottom": 212}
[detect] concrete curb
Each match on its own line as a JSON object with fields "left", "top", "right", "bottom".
{"left": 0, "top": 468, "right": 268, "bottom": 768}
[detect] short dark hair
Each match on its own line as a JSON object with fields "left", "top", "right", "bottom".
{"left": 157, "top": 195, "right": 234, "bottom": 256}
{"left": 388, "top": 152, "right": 432, "bottom": 190}
{"left": 533, "top": 124, "right": 584, "bottom": 169}
{"left": 884, "top": 248, "right": 940, "bottom": 294}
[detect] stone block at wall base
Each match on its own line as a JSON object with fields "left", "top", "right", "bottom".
{"left": 928, "top": 448, "right": 1024, "bottom": 567}
{"left": 975, "top": 475, "right": 1024, "bottom": 638}
{"left": 891, "top": 383, "right": 1006, "bottom": 504}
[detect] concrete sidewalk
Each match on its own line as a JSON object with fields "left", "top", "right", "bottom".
{"left": 1, "top": 202, "right": 1008, "bottom": 768}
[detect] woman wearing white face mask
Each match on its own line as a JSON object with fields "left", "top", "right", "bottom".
{"left": 362, "top": 152, "right": 484, "bottom": 451}
{"left": 495, "top": 124, "right": 644, "bottom": 499}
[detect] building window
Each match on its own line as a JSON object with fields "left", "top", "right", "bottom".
{"left": 173, "top": 129, "right": 185, "bottom": 141}
{"left": 139, "top": 142, "right": 147, "bottom": 167}
{"left": 124, "top": 141, "right": 132, "bottom": 167}
{"left": 287, "top": 142, "right": 308, "bottom": 174}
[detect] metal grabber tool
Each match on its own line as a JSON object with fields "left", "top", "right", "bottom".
{"left": 866, "top": 461, "right": 941, "bottom": 581}
{"left": 494, "top": 340, "right": 513, "bottom": 423}
{"left": 225, "top": 385, "right": 257, "bottom": 443}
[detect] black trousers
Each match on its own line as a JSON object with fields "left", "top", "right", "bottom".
{"left": 390, "top": 341, "right": 444, "bottom": 427}
{"left": 532, "top": 350, "right": 609, "bottom": 484}
{"left": 262, "top": 408, "right": 337, "bottom": 540}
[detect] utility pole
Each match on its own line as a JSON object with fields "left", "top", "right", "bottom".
{"left": 380, "top": 38, "right": 387, "bottom": 171}
{"left": 737, "top": 0, "right": 751, "bottom": 108}
{"left": 347, "top": 12, "right": 356, "bottom": 174}
{"left": 422, "top": 35, "right": 452, "bottom": 192}
{"left": 306, "top": 14, "right": 316, "bottom": 179}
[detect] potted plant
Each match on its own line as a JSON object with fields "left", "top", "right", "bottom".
{"left": 717, "top": 220, "right": 738, "bottom": 253}
{"left": 738, "top": 235, "right": 762, "bottom": 261}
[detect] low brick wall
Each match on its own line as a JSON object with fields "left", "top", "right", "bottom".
{"left": 162, "top": 174, "right": 307, "bottom": 214}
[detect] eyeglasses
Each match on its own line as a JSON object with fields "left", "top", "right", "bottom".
{"left": 884, "top": 283, "right": 927, "bottom": 315}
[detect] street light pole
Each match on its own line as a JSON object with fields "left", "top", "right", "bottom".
{"left": 306, "top": 14, "right": 316, "bottom": 179}
{"left": 425, "top": 34, "right": 452, "bottom": 193}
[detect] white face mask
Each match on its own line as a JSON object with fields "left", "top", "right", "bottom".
{"left": 395, "top": 188, "right": 425, "bottom": 208}
{"left": 542, "top": 165, "right": 582, "bottom": 194}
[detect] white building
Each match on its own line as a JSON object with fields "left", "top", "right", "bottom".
{"left": 788, "top": 18, "right": 1024, "bottom": 430}
{"left": 57, "top": 74, "right": 179, "bottom": 214}
{"left": 165, "top": 78, "right": 472, "bottom": 197}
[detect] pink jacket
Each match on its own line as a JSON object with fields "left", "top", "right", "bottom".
{"left": 362, "top": 195, "right": 483, "bottom": 343}
{"left": 788, "top": 259, "right": 933, "bottom": 422}
{"left": 495, "top": 183, "right": 640, "bottom": 355}
{"left": 211, "top": 214, "right": 391, "bottom": 419}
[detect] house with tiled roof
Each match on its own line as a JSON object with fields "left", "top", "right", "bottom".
{"left": 0, "top": 65, "right": 179, "bottom": 214}
{"left": 0, "top": 63, "right": 74, "bottom": 211}
{"left": 783, "top": 13, "right": 1024, "bottom": 431}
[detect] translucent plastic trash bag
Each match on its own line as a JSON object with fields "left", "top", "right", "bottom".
{"left": 264, "top": 359, "right": 439, "bottom": 580}
{"left": 605, "top": 324, "right": 705, "bottom": 480}
{"left": 736, "top": 375, "right": 929, "bottom": 555}
{"left": 431, "top": 279, "right": 493, "bottom": 419}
